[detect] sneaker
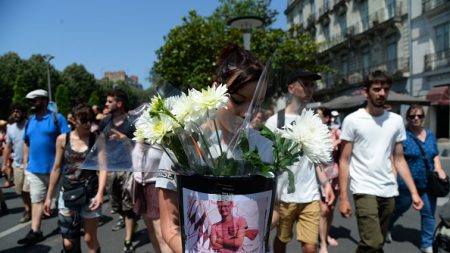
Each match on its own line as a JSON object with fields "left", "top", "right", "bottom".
{"left": 17, "top": 229, "right": 44, "bottom": 245}
{"left": 0, "top": 201, "right": 9, "bottom": 216}
{"left": 112, "top": 218, "right": 125, "bottom": 231}
{"left": 420, "top": 246, "right": 432, "bottom": 253}
{"left": 123, "top": 240, "right": 135, "bottom": 253}
{"left": 385, "top": 231, "right": 392, "bottom": 243}
{"left": 19, "top": 211, "right": 31, "bottom": 223}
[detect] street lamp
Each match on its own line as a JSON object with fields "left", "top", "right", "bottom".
{"left": 44, "top": 54, "right": 54, "bottom": 101}
{"left": 228, "top": 16, "right": 264, "bottom": 50}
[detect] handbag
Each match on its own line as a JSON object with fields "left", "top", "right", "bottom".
{"left": 62, "top": 182, "right": 88, "bottom": 208}
{"left": 62, "top": 176, "right": 98, "bottom": 208}
{"left": 411, "top": 136, "right": 450, "bottom": 197}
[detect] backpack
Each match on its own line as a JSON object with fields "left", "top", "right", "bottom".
{"left": 433, "top": 200, "right": 450, "bottom": 252}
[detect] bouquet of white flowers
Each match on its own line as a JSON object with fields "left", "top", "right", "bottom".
{"left": 133, "top": 83, "right": 333, "bottom": 193}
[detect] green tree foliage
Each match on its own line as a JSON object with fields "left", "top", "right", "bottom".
{"left": 88, "top": 90, "right": 100, "bottom": 107}
{"left": 60, "top": 63, "right": 97, "bottom": 105}
{"left": 0, "top": 52, "right": 26, "bottom": 119}
{"left": 55, "top": 85, "right": 71, "bottom": 116}
{"left": 151, "top": 0, "right": 331, "bottom": 97}
{"left": 12, "top": 75, "right": 28, "bottom": 104}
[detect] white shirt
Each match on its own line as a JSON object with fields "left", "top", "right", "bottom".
{"left": 340, "top": 108, "right": 406, "bottom": 197}
{"left": 265, "top": 112, "right": 321, "bottom": 203}
{"left": 132, "top": 143, "right": 163, "bottom": 184}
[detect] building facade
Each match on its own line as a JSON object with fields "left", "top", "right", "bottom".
{"left": 411, "top": 0, "right": 450, "bottom": 138}
{"left": 285, "top": 0, "right": 449, "bottom": 138}
{"left": 103, "top": 70, "right": 143, "bottom": 89}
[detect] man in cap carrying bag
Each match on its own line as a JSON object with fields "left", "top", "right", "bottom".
{"left": 17, "top": 89, "right": 70, "bottom": 245}
{"left": 265, "top": 70, "right": 334, "bottom": 253}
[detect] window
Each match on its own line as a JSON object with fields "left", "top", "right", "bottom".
{"left": 298, "top": 8, "right": 304, "bottom": 24}
{"left": 387, "top": 0, "right": 396, "bottom": 18}
{"left": 322, "top": 24, "right": 330, "bottom": 40}
{"left": 362, "top": 46, "right": 371, "bottom": 75}
{"left": 310, "top": 0, "right": 315, "bottom": 15}
{"left": 386, "top": 36, "right": 397, "bottom": 73}
{"left": 338, "top": 14, "right": 347, "bottom": 35}
{"left": 435, "top": 22, "right": 450, "bottom": 52}
{"left": 360, "top": 0, "right": 369, "bottom": 30}
{"left": 341, "top": 54, "right": 349, "bottom": 76}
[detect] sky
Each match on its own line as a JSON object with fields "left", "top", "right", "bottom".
{"left": 0, "top": 0, "right": 287, "bottom": 89}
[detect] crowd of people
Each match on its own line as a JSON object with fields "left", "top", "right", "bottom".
{"left": 0, "top": 43, "right": 448, "bottom": 253}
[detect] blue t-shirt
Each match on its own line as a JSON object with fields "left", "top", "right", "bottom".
{"left": 23, "top": 111, "right": 70, "bottom": 174}
{"left": 398, "top": 128, "right": 439, "bottom": 190}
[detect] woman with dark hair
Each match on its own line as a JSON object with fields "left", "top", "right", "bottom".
{"left": 156, "top": 43, "right": 267, "bottom": 253}
{"left": 44, "top": 104, "right": 107, "bottom": 253}
{"left": 315, "top": 106, "right": 341, "bottom": 253}
{"left": 388, "top": 104, "right": 447, "bottom": 253}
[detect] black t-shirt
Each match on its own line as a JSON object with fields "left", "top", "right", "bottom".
{"left": 98, "top": 114, "right": 135, "bottom": 139}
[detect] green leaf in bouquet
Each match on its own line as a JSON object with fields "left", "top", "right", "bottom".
{"left": 166, "top": 135, "right": 189, "bottom": 168}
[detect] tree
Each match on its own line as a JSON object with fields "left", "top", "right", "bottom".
{"left": 55, "top": 85, "right": 71, "bottom": 116}
{"left": 12, "top": 75, "right": 28, "bottom": 104}
{"left": 60, "top": 63, "right": 97, "bottom": 105}
{"left": 0, "top": 52, "right": 26, "bottom": 119}
{"left": 151, "top": 0, "right": 331, "bottom": 97}
{"left": 88, "top": 90, "right": 100, "bottom": 107}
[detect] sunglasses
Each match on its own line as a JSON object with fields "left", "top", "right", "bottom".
{"left": 78, "top": 118, "right": 93, "bottom": 124}
{"left": 408, "top": 114, "right": 424, "bottom": 120}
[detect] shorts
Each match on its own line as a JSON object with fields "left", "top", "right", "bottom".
{"left": 133, "top": 182, "right": 159, "bottom": 219}
{"left": 109, "top": 172, "right": 134, "bottom": 215}
{"left": 26, "top": 171, "right": 50, "bottom": 203}
{"left": 13, "top": 164, "right": 30, "bottom": 194}
{"left": 58, "top": 191, "right": 102, "bottom": 219}
{"left": 276, "top": 200, "right": 320, "bottom": 244}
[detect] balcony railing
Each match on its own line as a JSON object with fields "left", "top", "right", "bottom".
{"left": 424, "top": 49, "right": 450, "bottom": 71}
{"left": 318, "top": 3, "right": 407, "bottom": 52}
{"left": 422, "top": 0, "right": 450, "bottom": 13}
{"left": 321, "top": 57, "right": 410, "bottom": 89}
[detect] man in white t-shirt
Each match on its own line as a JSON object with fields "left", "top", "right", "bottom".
{"left": 266, "top": 70, "right": 334, "bottom": 253}
{"left": 338, "top": 70, "right": 423, "bottom": 253}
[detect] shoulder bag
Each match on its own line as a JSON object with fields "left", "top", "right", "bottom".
{"left": 411, "top": 136, "right": 449, "bottom": 197}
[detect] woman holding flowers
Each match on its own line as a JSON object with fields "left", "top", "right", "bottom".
{"left": 154, "top": 43, "right": 269, "bottom": 253}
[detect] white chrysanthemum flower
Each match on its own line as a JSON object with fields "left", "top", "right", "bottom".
{"left": 171, "top": 92, "right": 203, "bottom": 126}
{"left": 133, "top": 127, "right": 146, "bottom": 143}
{"left": 190, "top": 84, "right": 229, "bottom": 115}
{"left": 164, "top": 95, "right": 180, "bottom": 112}
{"left": 149, "top": 95, "right": 166, "bottom": 116}
{"left": 141, "top": 115, "right": 175, "bottom": 144}
{"left": 279, "top": 109, "right": 333, "bottom": 164}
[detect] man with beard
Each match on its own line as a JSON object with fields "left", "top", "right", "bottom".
{"left": 17, "top": 89, "right": 70, "bottom": 245}
{"left": 338, "top": 70, "right": 423, "bottom": 252}
{"left": 99, "top": 88, "right": 137, "bottom": 253}
{"left": 2, "top": 103, "right": 31, "bottom": 223}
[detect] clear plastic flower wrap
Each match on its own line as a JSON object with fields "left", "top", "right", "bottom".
{"left": 81, "top": 61, "right": 333, "bottom": 193}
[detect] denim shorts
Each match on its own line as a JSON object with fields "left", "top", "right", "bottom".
{"left": 58, "top": 191, "right": 102, "bottom": 219}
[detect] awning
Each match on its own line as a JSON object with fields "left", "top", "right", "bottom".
{"left": 321, "top": 91, "right": 429, "bottom": 110}
{"left": 426, "top": 86, "right": 449, "bottom": 105}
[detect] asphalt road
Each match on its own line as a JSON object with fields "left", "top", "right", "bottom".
{"left": 0, "top": 177, "right": 449, "bottom": 253}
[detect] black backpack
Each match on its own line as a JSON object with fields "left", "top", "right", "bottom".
{"left": 433, "top": 200, "right": 450, "bottom": 252}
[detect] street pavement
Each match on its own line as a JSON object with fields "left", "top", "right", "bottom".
{"left": 0, "top": 176, "right": 449, "bottom": 253}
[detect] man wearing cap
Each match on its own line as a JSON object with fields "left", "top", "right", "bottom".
{"left": 265, "top": 70, "right": 334, "bottom": 253}
{"left": 17, "top": 89, "right": 70, "bottom": 245}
